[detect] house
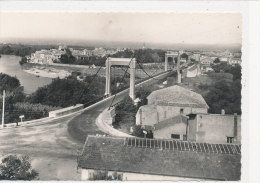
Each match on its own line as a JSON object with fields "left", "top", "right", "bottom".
{"left": 78, "top": 135, "right": 241, "bottom": 181}
{"left": 187, "top": 113, "right": 241, "bottom": 144}
{"left": 182, "top": 64, "right": 201, "bottom": 78}
{"left": 153, "top": 112, "right": 241, "bottom": 144}
{"left": 190, "top": 53, "right": 200, "bottom": 61}
{"left": 180, "top": 57, "right": 187, "bottom": 63}
{"left": 136, "top": 85, "right": 209, "bottom": 129}
{"left": 154, "top": 115, "right": 188, "bottom": 140}
{"left": 229, "top": 58, "right": 242, "bottom": 66}
{"left": 219, "top": 57, "right": 229, "bottom": 62}
{"left": 200, "top": 57, "right": 213, "bottom": 66}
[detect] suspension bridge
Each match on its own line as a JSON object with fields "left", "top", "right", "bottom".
{"left": 68, "top": 51, "right": 182, "bottom": 143}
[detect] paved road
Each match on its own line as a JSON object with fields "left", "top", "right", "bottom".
{"left": 68, "top": 89, "right": 131, "bottom": 143}
{"left": 0, "top": 116, "right": 82, "bottom": 180}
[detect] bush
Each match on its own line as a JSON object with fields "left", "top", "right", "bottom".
{"left": 0, "top": 155, "right": 39, "bottom": 180}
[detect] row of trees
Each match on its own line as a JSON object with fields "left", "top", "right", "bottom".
{"left": 0, "top": 44, "right": 56, "bottom": 57}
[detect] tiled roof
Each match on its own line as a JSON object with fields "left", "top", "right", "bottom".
{"left": 154, "top": 115, "right": 188, "bottom": 130}
{"left": 147, "top": 85, "right": 209, "bottom": 109}
{"left": 78, "top": 136, "right": 241, "bottom": 181}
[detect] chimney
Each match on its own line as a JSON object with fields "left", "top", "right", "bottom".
{"left": 221, "top": 109, "right": 225, "bottom": 115}
{"left": 234, "top": 113, "right": 238, "bottom": 138}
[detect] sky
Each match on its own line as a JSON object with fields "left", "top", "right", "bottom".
{"left": 0, "top": 12, "right": 241, "bottom": 45}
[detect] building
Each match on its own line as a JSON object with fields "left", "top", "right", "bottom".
{"left": 219, "top": 57, "right": 229, "bottom": 62}
{"left": 153, "top": 112, "right": 241, "bottom": 144}
{"left": 180, "top": 57, "right": 187, "bottom": 63}
{"left": 30, "top": 49, "right": 65, "bottom": 65}
{"left": 187, "top": 113, "right": 241, "bottom": 144}
{"left": 228, "top": 58, "right": 242, "bottom": 66}
{"left": 182, "top": 64, "right": 201, "bottom": 78}
{"left": 200, "top": 57, "right": 214, "bottom": 66}
{"left": 154, "top": 115, "right": 188, "bottom": 140}
{"left": 136, "top": 85, "right": 209, "bottom": 129}
{"left": 78, "top": 135, "right": 241, "bottom": 181}
{"left": 190, "top": 53, "right": 201, "bottom": 61}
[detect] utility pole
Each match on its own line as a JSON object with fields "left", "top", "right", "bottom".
{"left": 1, "top": 90, "right": 5, "bottom": 128}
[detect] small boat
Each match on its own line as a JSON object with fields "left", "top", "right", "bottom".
{"left": 36, "top": 75, "right": 40, "bottom": 77}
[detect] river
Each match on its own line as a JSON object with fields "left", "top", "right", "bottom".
{"left": 0, "top": 55, "right": 52, "bottom": 94}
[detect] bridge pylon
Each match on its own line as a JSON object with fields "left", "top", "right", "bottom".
{"left": 105, "top": 57, "right": 136, "bottom": 100}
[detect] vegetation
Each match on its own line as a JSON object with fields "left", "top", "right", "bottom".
{"left": 28, "top": 75, "right": 125, "bottom": 108}
{"left": 113, "top": 87, "right": 153, "bottom": 137}
{"left": 213, "top": 58, "right": 220, "bottom": 64}
{"left": 0, "top": 73, "right": 59, "bottom": 124}
{"left": 28, "top": 77, "right": 91, "bottom": 107}
{"left": 89, "top": 170, "right": 122, "bottom": 180}
{"left": 111, "top": 49, "right": 133, "bottom": 58}
{"left": 0, "top": 44, "right": 56, "bottom": 57}
{"left": 19, "top": 57, "right": 27, "bottom": 65}
{"left": 202, "top": 64, "right": 241, "bottom": 114}
{"left": 58, "top": 48, "right": 166, "bottom": 66}
{"left": 131, "top": 125, "right": 153, "bottom": 138}
{"left": 59, "top": 49, "right": 76, "bottom": 64}
{"left": 0, "top": 155, "right": 39, "bottom": 180}
{"left": 204, "top": 79, "right": 241, "bottom": 114}
{"left": 74, "top": 56, "right": 106, "bottom": 66}
{"left": 114, "top": 96, "right": 138, "bottom": 129}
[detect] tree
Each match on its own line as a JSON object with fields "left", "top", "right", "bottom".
{"left": 213, "top": 58, "right": 220, "bottom": 64}
{"left": 0, "top": 155, "right": 38, "bottom": 180}
{"left": 204, "top": 79, "right": 241, "bottom": 115}
{"left": 180, "top": 53, "right": 188, "bottom": 60}
{"left": 19, "top": 57, "right": 27, "bottom": 65}
{"left": 60, "top": 49, "right": 76, "bottom": 64}
{"left": 131, "top": 125, "right": 144, "bottom": 137}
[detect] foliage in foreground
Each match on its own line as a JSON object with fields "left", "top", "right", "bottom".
{"left": 0, "top": 155, "right": 39, "bottom": 180}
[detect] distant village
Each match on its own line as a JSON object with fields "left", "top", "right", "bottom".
{"left": 26, "top": 45, "right": 127, "bottom": 65}
{"left": 26, "top": 45, "right": 241, "bottom": 69}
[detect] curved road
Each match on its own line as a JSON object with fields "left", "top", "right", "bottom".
{"left": 68, "top": 88, "right": 131, "bottom": 143}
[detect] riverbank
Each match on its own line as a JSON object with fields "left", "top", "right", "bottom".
{"left": 23, "top": 65, "right": 70, "bottom": 79}
{"left": 0, "top": 55, "right": 52, "bottom": 94}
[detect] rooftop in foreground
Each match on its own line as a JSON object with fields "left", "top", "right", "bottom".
{"left": 78, "top": 135, "right": 241, "bottom": 181}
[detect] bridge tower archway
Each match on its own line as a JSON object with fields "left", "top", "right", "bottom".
{"left": 105, "top": 57, "right": 136, "bottom": 100}
{"left": 165, "top": 51, "right": 182, "bottom": 83}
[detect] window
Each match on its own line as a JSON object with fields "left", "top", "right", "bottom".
{"left": 180, "top": 108, "right": 184, "bottom": 114}
{"left": 183, "top": 134, "right": 187, "bottom": 141}
{"left": 171, "top": 134, "right": 180, "bottom": 139}
{"left": 227, "top": 137, "right": 234, "bottom": 143}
